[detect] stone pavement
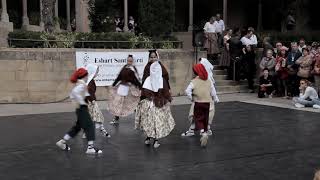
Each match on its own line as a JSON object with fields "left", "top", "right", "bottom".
{"left": 0, "top": 93, "right": 319, "bottom": 117}
{"left": 1, "top": 102, "right": 320, "bottom": 180}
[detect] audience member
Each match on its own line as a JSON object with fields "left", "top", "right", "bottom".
{"left": 287, "top": 42, "right": 302, "bottom": 96}
{"left": 242, "top": 45, "right": 256, "bottom": 93}
{"left": 296, "top": 48, "right": 313, "bottom": 81}
{"left": 293, "top": 79, "right": 318, "bottom": 108}
{"left": 275, "top": 46, "right": 289, "bottom": 97}
{"left": 258, "top": 68, "right": 274, "bottom": 98}
{"left": 260, "top": 49, "right": 276, "bottom": 76}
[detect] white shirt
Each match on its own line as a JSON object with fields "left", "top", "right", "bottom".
{"left": 298, "top": 45, "right": 306, "bottom": 53}
{"left": 241, "top": 36, "right": 256, "bottom": 46}
{"left": 250, "top": 34, "right": 258, "bottom": 45}
{"left": 185, "top": 81, "right": 219, "bottom": 102}
{"left": 69, "top": 80, "right": 90, "bottom": 105}
{"left": 299, "top": 86, "right": 319, "bottom": 100}
{"left": 213, "top": 20, "right": 225, "bottom": 33}
{"left": 203, "top": 22, "right": 216, "bottom": 33}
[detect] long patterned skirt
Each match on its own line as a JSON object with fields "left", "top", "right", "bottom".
{"left": 135, "top": 99, "right": 175, "bottom": 139}
{"left": 88, "top": 101, "right": 104, "bottom": 123}
{"left": 106, "top": 85, "right": 140, "bottom": 117}
{"left": 219, "top": 46, "right": 231, "bottom": 67}
{"left": 204, "top": 33, "right": 220, "bottom": 55}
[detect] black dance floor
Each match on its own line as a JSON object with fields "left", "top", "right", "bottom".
{"left": 0, "top": 102, "right": 320, "bottom": 180}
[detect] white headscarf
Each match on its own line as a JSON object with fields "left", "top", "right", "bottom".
{"left": 86, "top": 64, "right": 98, "bottom": 85}
{"left": 200, "top": 58, "right": 215, "bottom": 84}
{"left": 142, "top": 61, "right": 163, "bottom": 92}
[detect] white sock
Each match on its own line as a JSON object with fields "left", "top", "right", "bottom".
{"left": 95, "top": 123, "right": 101, "bottom": 129}
{"left": 189, "top": 123, "right": 195, "bottom": 130}
{"left": 88, "top": 141, "right": 94, "bottom": 146}
{"left": 63, "top": 134, "right": 71, "bottom": 141}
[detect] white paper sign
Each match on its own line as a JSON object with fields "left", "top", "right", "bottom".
{"left": 76, "top": 51, "right": 149, "bottom": 86}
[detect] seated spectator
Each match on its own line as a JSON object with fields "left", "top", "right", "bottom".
{"left": 275, "top": 46, "right": 289, "bottom": 97}
{"left": 293, "top": 79, "right": 318, "bottom": 108}
{"left": 258, "top": 68, "right": 274, "bottom": 98}
{"left": 296, "top": 48, "right": 313, "bottom": 81}
{"left": 312, "top": 45, "right": 320, "bottom": 95}
{"left": 260, "top": 49, "right": 276, "bottom": 76}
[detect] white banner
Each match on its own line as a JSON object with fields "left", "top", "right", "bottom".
{"left": 76, "top": 51, "right": 149, "bottom": 86}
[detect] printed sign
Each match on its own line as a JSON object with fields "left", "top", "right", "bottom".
{"left": 76, "top": 51, "right": 149, "bottom": 86}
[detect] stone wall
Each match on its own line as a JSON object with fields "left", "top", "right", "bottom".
{"left": 0, "top": 48, "right": 205, "bottom": 103}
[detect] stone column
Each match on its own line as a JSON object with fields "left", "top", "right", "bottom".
{"left": 75, "top": 0, "right": 81, "bottom": 31}
{"left": 123, "top": 0, "right": 129, "bottom": 32}
{"left": 54, "top": 0, "right": 60, "bottom": 30}
{"left": 257, "top": 0, "right": 262, "bottom": 32}
{"left": 22, "top": 0, "right": 29, "bottom": 26}
{"left": 223, "top": 0, "right": 227, "bottom": 27}
{"left": 39, "top": 0, "right": 44, "bottom": 28}
{"left": 188, "top": 0, "right": 193, "bottom": 31}
{"left": 66, "top": 0, "right": 71, "bottom": 31}
{"left": 1, "top": 0, "right": 9, "bottom": 22}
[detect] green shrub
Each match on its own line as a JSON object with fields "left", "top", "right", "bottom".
{"left": 8, "top": 30, "right": 181, "bottom": 49}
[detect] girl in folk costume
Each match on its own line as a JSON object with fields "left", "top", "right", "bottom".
{"left": 83, "top": 64, "right": 110, "bottom": 138}
{"left": 185, "top": 64, "right": 217, "bottom": 147}
{"left": 181, "top": 58, "right": 219, "bottom": 137}
{"left": 135, "top": 50, "right": 175, "bottom": 148}
{"left": 107, "top": 55, "right": 142, "bottom": 125}
{"left": 56, "top": 68, "right": 102, "bottom": 154}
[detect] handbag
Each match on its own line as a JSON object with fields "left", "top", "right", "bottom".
{"left": 117, "top": 84, "right": 129, "bottom": 96}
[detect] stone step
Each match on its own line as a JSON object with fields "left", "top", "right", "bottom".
{"left": 213, "top": 69, "right": 227, "bottom": 75}
{"left": 216, "top": 85, "right": 241, "bottom": 93}
{"left": 213, "top": 75, "right": 228, "bottom": 80}
{"left": 213, "top": 65, "right": 225, "bottom": 70}
{"left": 215, "top": 80, "right": 238, "bottom": 86}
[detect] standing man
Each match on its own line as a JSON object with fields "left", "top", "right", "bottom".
{"left": 227, "top": 28, "right": 243, "bottom": 81}
{"left": 287, "top": 42, "right": 302, "bottom": 96}
{"left": 213, "top": 14, "right": 225, "bottom": 48}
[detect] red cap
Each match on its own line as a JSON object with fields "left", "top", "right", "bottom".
{"left": 193, "top": 64, "right": 208, "bottom": 80}
{"left": 70, "top": 68, "right": 88, "bottom": 83}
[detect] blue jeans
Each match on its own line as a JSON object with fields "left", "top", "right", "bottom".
{"left": 292, "top": 97, "right": 315, "bottom": 107}
{"left": 312, "top": 98, "right": 320, "bottom": 106}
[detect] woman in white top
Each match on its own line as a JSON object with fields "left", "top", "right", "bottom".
{"left": 56, "top": 68, "right": 102, "bottom": 154}
{"left": 203, "top": 17, "right": 220, "bottom": 55}
{"left": 219, "top": 29, "right": 232, "bottom": 67}
{"left": 293, "top": 79, "right": 319, "bottom": 108}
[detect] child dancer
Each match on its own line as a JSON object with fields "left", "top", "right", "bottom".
{"left": 185, "top": 63, "right": 217, "bottom": 147}
{"left": 56, "top": 68, "right": 102, "bottom": 154}
{"left": 84, "top": 64, "right": 110, "bottom": 137}
{"left": 182, "top": 58, "right": 219, "bottom": 137}
{"left": 135, "top": 50, "right": 175, "bottom": 148}
{"left": 108, "top": 55, "right": 142, "bottom": 125}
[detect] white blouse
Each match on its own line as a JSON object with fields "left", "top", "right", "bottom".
{"left": 203, "top": 22, "right": 216, "bottom": 33}
{"left": 69, "top": 80, "right": 90, "bottom": 105}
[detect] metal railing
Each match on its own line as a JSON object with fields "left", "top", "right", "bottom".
{"left": 7, "top": 38, "right": 183, "bottom": 49}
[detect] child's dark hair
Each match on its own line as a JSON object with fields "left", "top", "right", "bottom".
{"left": 128, "top": 54, "right": 133, "bottom": 58}
{"left": 263, "top": 68, "right": 269, "bottom": 72}
{"left": 148, "top": 49, "right": 157, "bottom": 58}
